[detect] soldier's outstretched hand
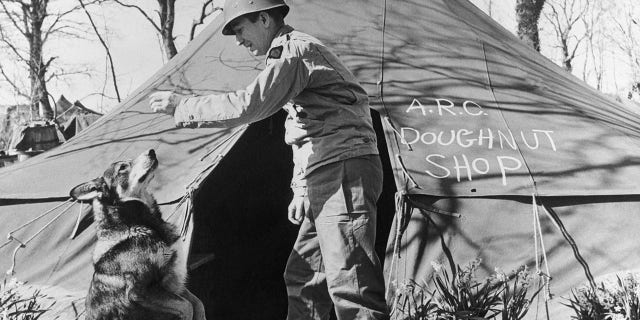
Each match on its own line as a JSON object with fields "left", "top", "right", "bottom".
{"left": 149, "top": 91, "right": 184, "bottom": 115}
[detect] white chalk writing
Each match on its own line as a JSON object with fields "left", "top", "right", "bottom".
{"left": 400, "top": 128, "right": 556, "bottom": 152}
{"left": 406, "top": 98, "right": 489, "bottom": 116}
{"left": 401, "top": 98, "right": 557, "bottom": 186}
{"left": 424, "top": 154, "right": 523, "bottom": 186}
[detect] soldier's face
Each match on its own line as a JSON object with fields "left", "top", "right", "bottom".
{"left": 232, "top": 15, "right": 272, "bottom": 56}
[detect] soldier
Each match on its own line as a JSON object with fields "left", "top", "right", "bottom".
{"left": 149, "top": 1, "right": 388, "bottom": 319}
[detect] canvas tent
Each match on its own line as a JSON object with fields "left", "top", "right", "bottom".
{"left": 55, "top": 95, "right": 102, "bottom": 140}
{"left": 1, "top": 0, "right": 640, "bottom": 319}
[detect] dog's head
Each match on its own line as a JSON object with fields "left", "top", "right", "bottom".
{"left": 70, "top": 149, "right": 159, "bottom": 208}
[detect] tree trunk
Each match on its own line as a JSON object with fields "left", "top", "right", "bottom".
{"left": 158, "top": 0, "right": 177, "bottom": 59}
{"left": 28, "top": 0, "right": 53, "bottom": 120}
{"left": 560, "top": 38, "right": 572, "bottom": 72}
{"left": 516, "top": 0, "right": 546, "bottom": 52}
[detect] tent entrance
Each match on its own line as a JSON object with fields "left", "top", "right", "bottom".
{"left": 188, "top": 110, "right": 395, "bottom": 319}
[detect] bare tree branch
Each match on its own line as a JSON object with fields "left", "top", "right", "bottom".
{"left": 111, "top": 0, "right": 180, "bottom": 59}
{"left": 568, "top": 33, "right": 586, "bottom": 60}
{"left": 190, "top": 0, "right": 220, "bottom": 41}
{"left": 20, "top": 2, "right": 31, "bottom": 35}
{"left": 579, "top": 1, "right": 603, "bottom": 85}
{"left": 1, "top": 0, "right": 27, "bottom": 6}
{"left": 543, "top": 0, "right": 591, "bottom": 72}
{"left": 44, "top": 0, "right": 103, "bottom": 39}
{"left": 0, "top": 27, "right": 29, "bottom": 63}
{"left": 0, "top": 0, "right": 27, "bottom": 36}
{"left": 78, "top": 0, "right": 120, "bottom": 102}
{"left": 112, "top": 0, "right": 161, "bottom": 32}
{"left": 43, "top": 56, "right": 56, "bottom": 70}
{"left": 46, "top": 68, "right": 91, "bottom": 82}
{"left": 0, "top": 63, "right": 29, "bottom": 98}
{"left": 45, "top": 24, "right": 92, "bottom": 42}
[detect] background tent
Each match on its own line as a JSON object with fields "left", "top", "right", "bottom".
{"left": 1, "top": 0, "right": 640, "bottom": 319}
{"left": 55, "top": 95, "right": 103, "bottom": 140}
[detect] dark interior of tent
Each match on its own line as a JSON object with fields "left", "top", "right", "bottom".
{"left": 187, "top": 109, "right": 397, "bottom": 320}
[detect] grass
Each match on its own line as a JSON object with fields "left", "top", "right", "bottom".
{"left": 1, "top": 278, "right": 52, "bottom": 320}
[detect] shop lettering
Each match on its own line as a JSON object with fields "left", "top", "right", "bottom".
{"left": 425, "top": 154, "right": 522, "bottom": 186}
{"left": 400, "top": 127, "right": 557, "bottom": 151}
{"left": 400, "top": 97, "right": 559, "bottom": 186}
{"left": 406, "top": 98, "right": 488, "bottom": 116}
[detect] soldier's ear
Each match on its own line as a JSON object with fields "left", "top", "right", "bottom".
{"left": 259, "top": 11, "right": 270, "bottom": 26}
{"left": 70, "top": 177, "right": 105, "bottom": 201}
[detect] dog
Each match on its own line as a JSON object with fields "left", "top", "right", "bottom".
{"left": 70, "top": 149, "right": 206, "bottom": 320}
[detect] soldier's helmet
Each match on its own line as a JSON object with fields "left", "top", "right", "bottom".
{"left": 222, "top": 0, "right": 290, "bottom": 35}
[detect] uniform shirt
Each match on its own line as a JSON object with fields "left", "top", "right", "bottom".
{"left": 173, "top": 25, "right": 379, "bottom": 195}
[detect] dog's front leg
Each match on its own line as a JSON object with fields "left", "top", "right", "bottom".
{"left": 181, "top": 289, "right": 206, "bottom": 320}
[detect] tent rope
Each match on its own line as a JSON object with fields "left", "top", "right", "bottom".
{"left": 191, "top": 154, "right": 224, "bottom": 190}
{"left": 1, "top": 199, "right": 74, "bottom": 251}
{"left": 164, "top": 144, "right": 227, "bottom": 230}
{"left": 70, "top": 202, "right": 85, "bottom": 240}
{"left": 408, "top": 197, "right": 461, "bottom": 219}
{"left": 166, "top": 192, "right": 190, "bottom": 220}
{"left": 395, "top": 154, "right": 420, "bottom": 189}
{"left": 6, "top": 199, "right": 77, "bottom": 275}
{"left": 383, "top": 116, "right": 412, "bottom": 151}
{"left": 386, "top": 191, "right": 410, "bottom": 311}
{"left": 179, "top": 188, "right": 195, "bottom": 239}
{"left": 540, "top": 202, "right": 598, "bottom": 294}
{"left": 531, "top": 194, "right": 553, "bottom": 302}
{"left": 168, "top": 145, "right": 227, "bottom": 243}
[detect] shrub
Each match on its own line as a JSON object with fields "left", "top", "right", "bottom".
{"left": 564, "top": 272, "right": 640, "bottom": 320}
{"left": 497, "top": 266, "right": 543, "bottom": 320}
{"left": 391, "top": 260, "right": 542, "bottom": 320}
{"left": 432, "top": 259, "right": 502, "bottom": 319}
{"left": 392, "top": 280, "right": 436, "bottom": 320}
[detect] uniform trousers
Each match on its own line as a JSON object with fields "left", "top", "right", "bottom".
{"left": 284, "top": 155, "right": 388, "bottom": 320}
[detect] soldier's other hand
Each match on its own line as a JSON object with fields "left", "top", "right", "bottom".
{"left": 149, "top": 91, "right": 184, "bottom": 115}
{"left": 288, "top": 196, "right": 305, "bottom": 225}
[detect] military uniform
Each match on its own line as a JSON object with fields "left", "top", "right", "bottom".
{"left": 173, "top": 25, "right": 388, "bottom": 320}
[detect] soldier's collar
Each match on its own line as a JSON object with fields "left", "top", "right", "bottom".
{"left": 269, "top": 25, "right": 294, "bottom": 48}
{"left": 265, "top": 25, "right": 294, "bottom": 62}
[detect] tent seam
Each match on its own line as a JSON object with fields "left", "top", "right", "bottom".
{"left": 480, "top": 42, "right": 540, "bottom": 195}
{"left": 376, "top": 0, "right": 416, "bottom": 194}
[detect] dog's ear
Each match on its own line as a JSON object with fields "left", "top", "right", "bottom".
{"left": 70, "top": 178, "right": 105, "bottom": 201}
